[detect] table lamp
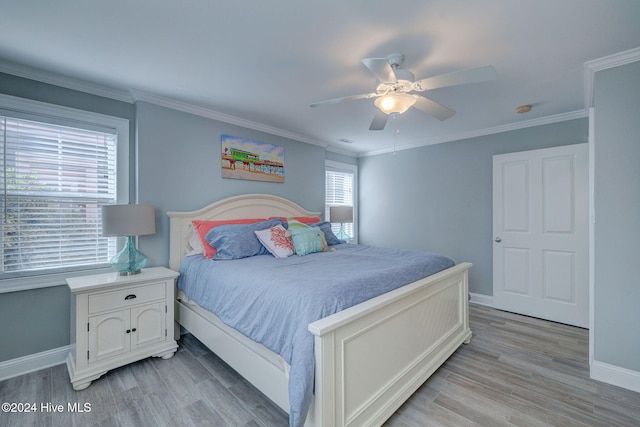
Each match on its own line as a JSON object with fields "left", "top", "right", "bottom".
{"left": 102, "top": 204, "right": 156, "bottom": 275}
{"left": 330, "top": 206, "right": 353, "bottom": 242}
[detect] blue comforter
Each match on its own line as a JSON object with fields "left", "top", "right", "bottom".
{"left": 177, "top": 244, "right": 454, "bottom": 427}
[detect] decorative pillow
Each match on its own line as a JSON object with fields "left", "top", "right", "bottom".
{"left": 286, "top": 219, "right": 311, "bottom": 229}
{"left": 185, "top": 224, "right": 204, "bottom": 256}
{"left": 206, "top": 218, "right": 284, "bottom": 260}
{"left": 309, "top": 221, "right": 344, "bottom": 246}
{"left": 269, "top": 216, "right": 321, "bottom": 224}
{"left": 192, "top": 218, "right": 265, "bottom": 258}
{"left": 255, "top": 225, "right": 294, "bottom": 258}
{"left": 289, "top": 226, "right": 327, "bottom": 256}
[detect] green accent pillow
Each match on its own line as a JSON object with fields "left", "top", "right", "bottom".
{"left": 287, "top": 219, "right": 311, "bottom": 229}
{"left": 289, "top": 226, "right": 327, "bottom": 256}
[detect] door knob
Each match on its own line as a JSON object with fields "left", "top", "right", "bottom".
{"left": 495, "top": 237, "right": 502, "bottom": 243}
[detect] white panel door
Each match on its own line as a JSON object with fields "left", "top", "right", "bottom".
{"left": 493, "top": 144, "right": 588, "bottom": 327}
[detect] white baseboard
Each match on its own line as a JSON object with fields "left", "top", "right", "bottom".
{"left": 591, "top": 360, "right": 640, "bottom": 393}
{"left": 0, "top": 346, "right": 69, "bottom": 382}
{"left": 469, "top": 292, "right": 494, "bottom": 307}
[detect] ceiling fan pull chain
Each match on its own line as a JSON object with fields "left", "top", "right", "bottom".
{"left": 393, "top": 124, "right": 400, "bottom": 156}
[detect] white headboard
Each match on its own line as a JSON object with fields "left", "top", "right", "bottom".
{"left": 167, "top": 193, "right": 321, "bottom": 270}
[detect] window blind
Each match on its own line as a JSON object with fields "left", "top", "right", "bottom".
{"left": 325, "top": 169, "right": 354, "bottom": 238}
{"left": 1, "top": 116, "right": 117, "bottom": 274}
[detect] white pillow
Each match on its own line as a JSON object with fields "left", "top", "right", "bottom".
{"left": 185, "top": 224, "right": 204, "bottom": 256}
{"left": 254, "top": 225, "right": 294, "bottom": 258}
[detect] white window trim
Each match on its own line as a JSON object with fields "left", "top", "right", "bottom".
{"left": 325, "top": 160, "right": 358, "bottom": 243}
{"left": 0, "top": 93, "right": 130, "bottom": 293}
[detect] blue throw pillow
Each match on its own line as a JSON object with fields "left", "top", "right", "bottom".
{"left": 206, "top": 218, "right": 284, "bottom": 260}
{"left": 309, "top": 221, "right": 344, "bottom": 245}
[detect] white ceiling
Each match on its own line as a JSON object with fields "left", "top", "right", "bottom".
{"left": 1, "top": 1, "right": 639, "bottom": 155}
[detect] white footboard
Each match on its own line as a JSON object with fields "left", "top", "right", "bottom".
{"left": 307, "top": 262, "right": 472, "bottom": 427}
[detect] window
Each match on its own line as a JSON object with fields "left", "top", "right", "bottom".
{"left": 325, "top": 160, "right": 357, "bottom": 242}
{"left": 0, "top": 94, "right": 129, "bottom": 284}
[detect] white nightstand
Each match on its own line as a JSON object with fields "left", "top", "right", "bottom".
{"left": 65, "top": 266, "right": 179, "bottom": 390}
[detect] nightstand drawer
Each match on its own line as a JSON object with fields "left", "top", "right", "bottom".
{"left": 88, "top": 282, "right": 166, "bottom": 314}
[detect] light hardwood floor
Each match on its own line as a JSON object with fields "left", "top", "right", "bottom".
{"left": 1, "top": 304, "right": 638, "bottom": 426}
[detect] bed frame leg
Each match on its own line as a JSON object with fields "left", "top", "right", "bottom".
{"left": 174, "top": 320, "right": 181, "bottom": 341}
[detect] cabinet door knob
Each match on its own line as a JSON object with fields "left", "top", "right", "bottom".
{"left": 126, "top": 329, "right": 131, "bottom": 334}
{"left": 124, "top": 294, "right": 137, "bottom": 300}
{"left": 131, "top": 328, "right": 137, "bottom": 332}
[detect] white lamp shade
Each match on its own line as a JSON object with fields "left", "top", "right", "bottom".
{"left": 330, "top": 206, "right": 353, "bottom": 223}
{"left": 374, "top": 93, "right": 417, "bottom": 114}
{"left": 102, "top": 204, "right": 156, "bottom": 237}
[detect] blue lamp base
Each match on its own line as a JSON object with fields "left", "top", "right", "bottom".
{"left": 110, "top": 236, "right": 148, "bottom": 276}
{"left": 336, "top": 223, "right": 350, "bottom": 242}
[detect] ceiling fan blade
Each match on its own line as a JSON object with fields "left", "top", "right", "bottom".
{"left": 413, "top": 96, "right": 456, "bottom": 121}
{"left": 413, "top": 65, "right": 497, "bottom": 91}
{"left": 361, "top": 58, "right": 397, "bottom": 84}
{"left": 369, "top": 109, "right": 389, "bottom": 131}
{"left": 310, "top": 92, "right": 379, "bottom": 108}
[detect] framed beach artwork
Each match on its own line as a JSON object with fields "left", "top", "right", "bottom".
{"left": 221, "top": 134, "right": 284, "bottom": 183}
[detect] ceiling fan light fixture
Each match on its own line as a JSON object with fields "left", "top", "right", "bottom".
{"left": 374, "top": 93, "right": 416, "bottom": 115}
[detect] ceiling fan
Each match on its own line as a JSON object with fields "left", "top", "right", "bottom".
{"left": 310, "top": 53, "right": 496, "bottom": 130}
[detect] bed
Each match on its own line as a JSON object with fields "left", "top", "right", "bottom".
{"left": 168, "top": 193, "right": 472, "bottom": 427}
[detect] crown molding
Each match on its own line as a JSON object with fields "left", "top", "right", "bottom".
{"left": 326, "top": 144, "right": 360, "bottom": 157}
{"left": 130, "top": 89, "right": 329, "bottom": 149}
{"left": 0, "top": 60, "right": 134, "bottom": 103}
{"left": 359, "top": 110, "right": 588, "bottom": 157}
{"left": 584, "top": 47, "right": 640, "bottom": 109}
{"left": 1, "top": 58, "right": 607, "bottom": 158}
{"left": 0, "top": 61, "right": 328, "bottom": 148}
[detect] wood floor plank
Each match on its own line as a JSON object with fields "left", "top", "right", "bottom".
{"left": 144, "top": 390, "right": 196, "bottom": 427}
{"left": 1, "top": 304, "right": 639, "bottom": 426}
{"left": 183, "top": 399, "right": 226, "bottom": 427}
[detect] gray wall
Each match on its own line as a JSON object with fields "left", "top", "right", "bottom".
{"left": 135, "top": 101, "right": 327, "bottom": 267}
{"left": 0, "top": 285, "right": 70, "bottom": 361}
{"left": 326, "top": 150, "right": 359, "bottom": 166}
{"left": 358, "top": 119, "right": 588, "bottom": 296}
{"left": 593, "top": 60, "right": 640, "bottom": 371}
{"left": 0, "top": 77, "right": 340, "bottom": 363}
